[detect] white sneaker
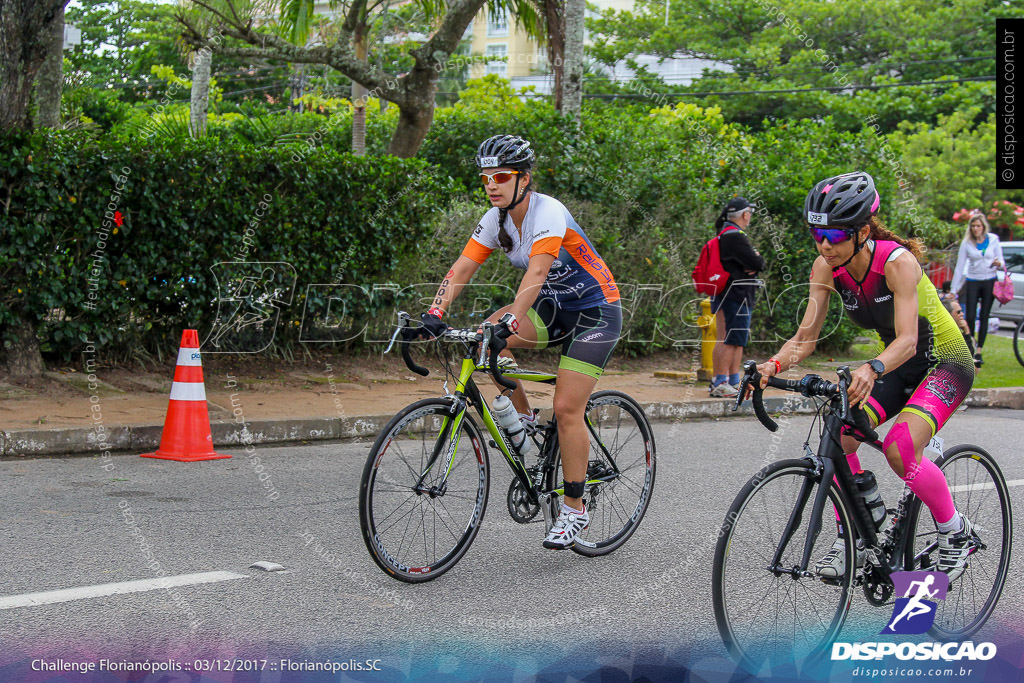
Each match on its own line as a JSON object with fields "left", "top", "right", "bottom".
{"left": 519, "top": 411, "right": 538, "bottom": 434}
{"left": 815, "top": 538, "right": 863, "bottom": 578}
{"left": 937, "top": 515, "right": 976, "bottom": 581}
{"left": 543, "top": 504, "right": 590, "bottom": 549}
{"left": 710, "top": 382, "right": 739, "bottom": 398}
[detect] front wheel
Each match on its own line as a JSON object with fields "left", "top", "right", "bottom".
{"left": 905, "top": 444, "right": 1012, "bottom": 638}
{"left": 358, "top": 398, "right": 489, "bottom": 583}
{"left": 554, "top": 391, "right": 656, "bottom": 557}
{"left": 713, "top": 459, "right": 855, "bottom": 670}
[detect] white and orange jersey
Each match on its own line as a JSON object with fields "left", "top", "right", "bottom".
{"left": 460, "top": 193, "right": 619, "bottom": 311}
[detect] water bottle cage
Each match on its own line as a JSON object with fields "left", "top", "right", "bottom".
{"left": 864, "top": 497, "right": 887, "bottom": 531}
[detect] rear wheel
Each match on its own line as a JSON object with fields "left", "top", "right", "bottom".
{"left": 553, "top": 391, "right": 656, "bottom": 557}
{"left": 1014, "top": 318, "right": 1024, "bottom": 368}
{"left": 904, "top": 444, "right": 1012, "bottom": 637}
{"left": 359, "top": 399, "right": 489, "bottom": 583}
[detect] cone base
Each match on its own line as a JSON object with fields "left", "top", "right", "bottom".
{"left": 140, "top": 451, "right": 232, "bottom": 462}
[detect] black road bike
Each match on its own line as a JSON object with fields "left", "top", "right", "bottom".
{"left": 712, "top": 361, "right": 1012, "bottom": 669}
{"left": 358, "top": 313, "right": 657, "bottom": 582}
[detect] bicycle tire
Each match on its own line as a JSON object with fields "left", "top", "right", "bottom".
{"left": 1014, "top": 318, "right": 1024, "bottom": 368}
{"left": 359, "top": 398, "right": 489, "bottom": 583}
{"left": 712, "top": 459, "right": 855, "bottom": 670}
{"left": 904, "top": 444, "right": 1012, "bottom": 638}
{"left": 553, "top": 390, "right": 656, "bottom": 557}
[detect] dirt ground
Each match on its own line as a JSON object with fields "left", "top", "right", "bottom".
{"left": 0, "top": 348, "right": 722, "bottom": 431}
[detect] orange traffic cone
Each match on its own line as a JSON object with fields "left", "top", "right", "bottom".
{"left": 141, "top": 329, "right": 231, "bottom": 462}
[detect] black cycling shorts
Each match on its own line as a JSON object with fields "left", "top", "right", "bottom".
{"left": 527, "top": 297, "right": 622, "bottom": 379}
{"left": 862, "top": 346, "right": 975, "bottom": 436}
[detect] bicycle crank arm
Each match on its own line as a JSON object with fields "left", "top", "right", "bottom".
{"left": 539, "top": 491, "right": 555, "bottom": 531}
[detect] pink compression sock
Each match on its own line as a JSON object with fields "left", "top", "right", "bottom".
{"left": 886, "top": 422, "right": 957, "bottom": 525}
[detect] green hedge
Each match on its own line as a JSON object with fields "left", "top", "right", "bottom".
{"left": 0, "top": 130, "right": 456, "bottom": 361}
{"left": 3, "top": 94, "right": 950, "bottom": 366}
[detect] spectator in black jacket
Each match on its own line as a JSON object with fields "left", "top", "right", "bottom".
{"left": 709, "top": 197, "right": 766, "bottom": 397}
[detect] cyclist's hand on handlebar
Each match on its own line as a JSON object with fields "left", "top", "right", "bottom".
{"left": 848, "top": 362, "right": 877, "bottom": 408}
{"left": 402, "top": 311, "right": 449, "bottom": 341}
{"left": 757, "top": 361, "right": 778, "bottom": 388}
{"left": 742, "top": 360, "right": 776, "bottom": 399}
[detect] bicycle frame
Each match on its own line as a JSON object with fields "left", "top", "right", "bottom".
{"left": 773, "top": 402, "right": 923, "bottom": 582}
{"left": 391, "top": 311, "right": 630, "bottom": 536}
{"left": 411, "top": 351, "right": 625, "bottom": 529}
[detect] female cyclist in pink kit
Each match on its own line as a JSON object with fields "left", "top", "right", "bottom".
{"left": 756, "top": 172, "right": 977, "bottom": 580}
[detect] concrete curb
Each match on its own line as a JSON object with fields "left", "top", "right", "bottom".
{"left": 3, "top": 388, "right": 1023, "bottom": 458}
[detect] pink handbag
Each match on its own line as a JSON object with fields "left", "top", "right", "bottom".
{"left": 994, "top": 268, "right": 1015, "bottom": 305}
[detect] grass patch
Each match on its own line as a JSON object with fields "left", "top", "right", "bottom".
{"left": 973, "top": 335, "right": 1024, "bottom": 388}
{"left": 798, "top": 334, "right": 1024, "bottom": 388}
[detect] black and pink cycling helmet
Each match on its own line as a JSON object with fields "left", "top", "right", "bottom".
{"left": 804, "top": 172, "right": 880, "bottom": 228}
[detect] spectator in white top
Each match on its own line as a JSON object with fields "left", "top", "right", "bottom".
{"left": 951, "top": 212, "right": 1004, "bottom": 364}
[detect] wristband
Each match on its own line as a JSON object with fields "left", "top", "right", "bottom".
{"left": 427, "top": 307, "right": 444, "bottom": 319}
{"left": 768, "top": 358, "right": 781, "bottom": 374}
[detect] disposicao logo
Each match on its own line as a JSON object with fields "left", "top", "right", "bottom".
{"left": 882, "top": 571, "right": 947, "bottom": 635}
{"left": 831, "top": 571, "right": 997, "bottom": 663}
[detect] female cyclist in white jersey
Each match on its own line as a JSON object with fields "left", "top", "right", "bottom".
{"left": 409, "top": 135, "right": 622, "bottom": 549}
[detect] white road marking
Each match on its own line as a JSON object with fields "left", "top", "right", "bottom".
{"left": 0, "top": 571, "right": 248, "bottom": 610}
{"left": 949, "top": 478, "right": 1024, "bottom": 493}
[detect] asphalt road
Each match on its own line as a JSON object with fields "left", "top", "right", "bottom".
{"left": 2, "top": 409, "right": 1023, "bottom": 681}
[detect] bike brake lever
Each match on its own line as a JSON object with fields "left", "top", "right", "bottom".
{"left": 384, "top": 311, "right": 410, "bottom": 354}
{"left": 838, "top": 376, "right": 851, "bottom": 420}
{"left": 733, "top": 374, "right": 753, "bottom": 412}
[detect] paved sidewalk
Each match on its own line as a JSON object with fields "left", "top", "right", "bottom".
{"left": 2, "top": 364, "right": 1022, "bottom": 457}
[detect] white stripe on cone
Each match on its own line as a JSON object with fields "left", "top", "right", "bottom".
{"left": 169, "top": 382, "right": 207, "bottom": 402}
{"left": 177, "top": 347, "right": 202, "bottom": 366}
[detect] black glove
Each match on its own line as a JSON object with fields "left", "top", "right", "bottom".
{"left": 404, "top": 311, "right": 447, "bottom": 341}
{"left": 491, "top": 313, "right": 516, "bottom": 352}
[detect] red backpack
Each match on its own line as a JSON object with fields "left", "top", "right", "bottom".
{"left": 692, "top": 226, "right": 737, "bottom": 297}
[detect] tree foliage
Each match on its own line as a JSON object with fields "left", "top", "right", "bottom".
{"left": 587, "top": 0, "right": 1020, "bottom": 131}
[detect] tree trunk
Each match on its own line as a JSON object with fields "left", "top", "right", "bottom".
{"left": 0, "top": 1, "right": 67, "bottom": 132}
{"left": 562, "top": 0, "right": 584, "bottom": 120}
{"left": 543, "top": 0, "right": 565, "bottom": 112}
{"left": 5, "top": 314, "right": 44, "bottom": 378}
{"left": 32, "top": 2, "right": 63, "bottom": 128}
{"left": 190, "top": 42, "right": 212, "bottom": 138}
{"left": 387, "top": 105, "right": 434, "bottom": 158}
{"left": 352, "top": 33, "right": 368, "bottom": 156}
{"left": 180, "top": 0, "right": 487, "bottom": 156}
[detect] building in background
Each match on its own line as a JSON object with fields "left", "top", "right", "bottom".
{"left": 301, "top": 0, "right": 730, "bottom": 96}
{"left": 465, "top": 0, "right": 729, "bottom": 94}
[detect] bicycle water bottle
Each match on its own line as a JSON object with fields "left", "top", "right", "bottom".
{"left": 492, "top": 395, "right": 533, "bottom": 457}
{"left": 853, "top": 470, "right": 887, "bottom": 531}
